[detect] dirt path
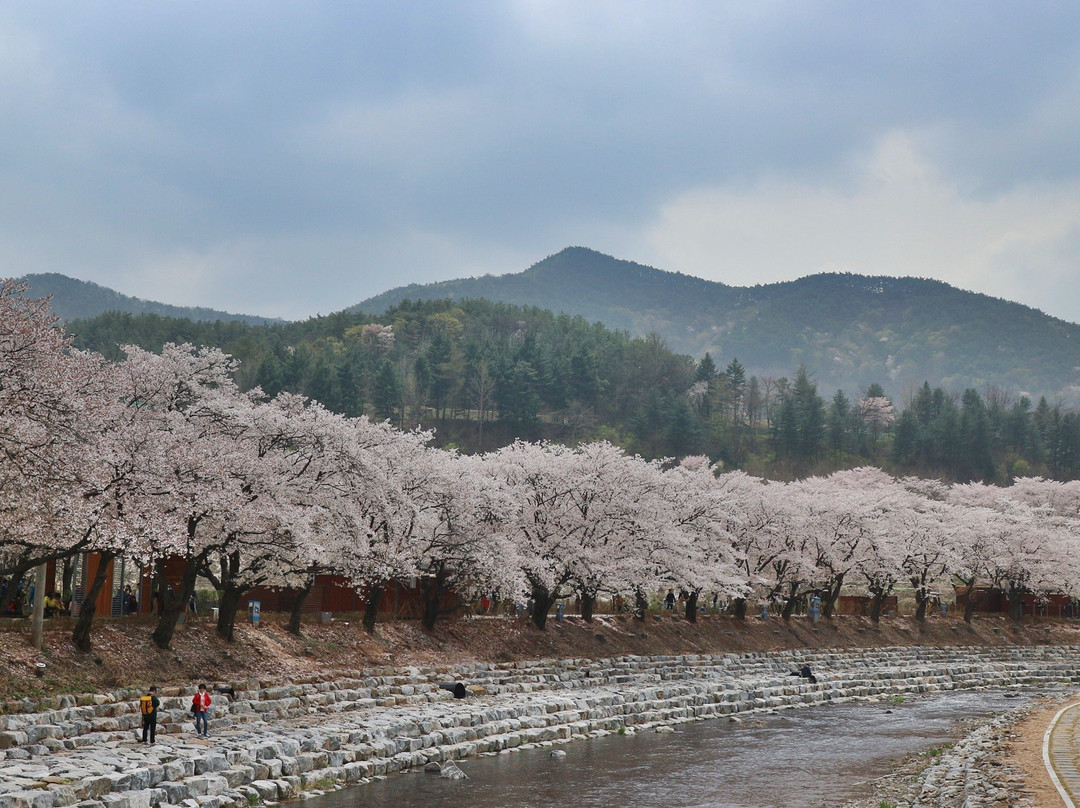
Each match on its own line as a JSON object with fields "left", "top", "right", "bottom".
{"left": 1008, "top": 694, "right": 1080, "bottom": 808}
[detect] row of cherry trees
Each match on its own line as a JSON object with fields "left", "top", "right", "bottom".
{"left": 3, "top": 281, "right": 1079, "bottom": 652}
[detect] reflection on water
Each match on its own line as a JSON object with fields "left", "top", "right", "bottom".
{"left": 304, "top": 690, "right": 1037, "bottom": 808}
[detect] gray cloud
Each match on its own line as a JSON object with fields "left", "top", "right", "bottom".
{"left": 1, "top": 1, "right": 1078, "bottom": 321}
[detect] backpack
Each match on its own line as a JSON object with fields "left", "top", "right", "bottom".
{"left": 140, "top": 695, "right": 155, "bottom": 715}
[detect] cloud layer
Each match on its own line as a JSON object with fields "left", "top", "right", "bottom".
{"left": 1, "top": 2, "right": 1078, "bottom": 321}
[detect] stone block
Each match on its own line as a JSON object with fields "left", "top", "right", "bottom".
{"left": 193, "top": 755, "right": 228, "bottom": 775}
{"left": 0, "top": 791, "right": 56, "bottom": 808}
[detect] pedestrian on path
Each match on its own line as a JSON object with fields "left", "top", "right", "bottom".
{"left": 192, "top": 683, "right": 211, "bottom": 737}
{"left": 139, "top": 686, "right": 159, "bottom": 744}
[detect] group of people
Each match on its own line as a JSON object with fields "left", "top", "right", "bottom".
{"left": 139, "top": 683, "right": 213, "bottom": 744}
{"left": 0, "top": 579, "right": 70, "bottom": 617}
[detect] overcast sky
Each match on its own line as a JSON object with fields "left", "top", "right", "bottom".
{"left": 3, "top": 2, "right": 1079, "bottom": 322}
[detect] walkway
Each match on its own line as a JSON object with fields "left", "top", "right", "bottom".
{"left": 1046, "top": 701, "right": 1080, "bottom": 808}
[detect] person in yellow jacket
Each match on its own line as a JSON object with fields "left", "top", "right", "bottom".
{"left": 139, "top": 686, "right": 160, "bottom": 744}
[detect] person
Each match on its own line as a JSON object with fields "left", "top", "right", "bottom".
{"left": 123, "top": 585, "right": 138, "bottom": 615}
{"left": 43, "top": 591, "right": 65, "bottom": 618}
{"left": 665, "top": 589, "right": 676, "bottom": 611}
{"left": 192, "top": 682, "right": 212, "bottom": 737}
{"left": 139, "top": 686, "right": 160, "bottom": 744}
{"left": 800, "top": 664, "right": 817, "bottom": 684}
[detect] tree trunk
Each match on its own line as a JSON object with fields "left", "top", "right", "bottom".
{"left": 911, "top": 575, "right": 930, "bottom": 622}
{"left": 216, "top": 584, "right": 245, "bottom": 642}
{"left": 822, "top": 574, "right": 844, "bottom": 619}
{"left": 288, "top": 578, "right": 314, "bottom": 636}
{"left": 530, "top": 584, "right": 556, "bottom": 630}
{"left": 781, "top": 582, "right": 799, "bottom": 620}
{"left": 634, "top": 588, "right": 648, "bottom": 621}
{"left": 732, "top": 597, "right": 747, "bottom": 620}
{"left": 71, "top": 551, "right": 114, "bottom": 653}
{"left": 61, "top": 556, "right": 75, "bottom": 604}
{"left": 420, "top": 575, "right": 442, "bottom": 632}
{"left": 869, "top": 590, "right": 888, "bottom": 623}
{"left": 580, "top": 591, "right": 595, "bottom": 623}
{"left": 152, "top": 555, "right": 199, "bottom": 650}
{"left": 961, "top": 582, "right": 988, "bottom": 623}
{"left": 1008, "top": 584, "right": 1024, "bottom": 622}
{"left": 363, "top": 585, "right": 384, "bottom": 634}
{"left": 914, "top": 595, "right": 928, "bottom": 622}
{"left": 684, "top": 591, "right": 698, "bottom": 623}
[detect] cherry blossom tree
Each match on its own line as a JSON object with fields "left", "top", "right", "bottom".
{"left": 110, "top": 343, "right": 274, "bottom": 649}
{"left": 484, "top": 440, "right": 665, "bottom": 629}
{"left": 657, "top": 456, "right": 745, "bottom": 622}
{"left": 0, "top": 281, "right": 136, "bottom": 628}
{"left": 791, "top": 468, "right": 892, "bottom": 619}
{"left": 711, "top": 471, "right": 789, "bottom": 619}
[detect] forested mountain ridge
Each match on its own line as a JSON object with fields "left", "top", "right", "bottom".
{"left": 17, "top": 273, "right": 279, "bottom": 325}
{"left": 354, "top": 247, "right": 1080, "bottom": 403}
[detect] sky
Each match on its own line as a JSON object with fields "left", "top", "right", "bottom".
{"left": 2, "top": 2, "right": 1079, "bottom": 322}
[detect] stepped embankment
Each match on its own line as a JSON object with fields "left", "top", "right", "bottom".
{"left": 2, "top": 643, "right": 1079, "bottom": 808}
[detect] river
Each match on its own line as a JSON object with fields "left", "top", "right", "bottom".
{"left": 302, "top": 689, "right": 1040, "bottom": 808}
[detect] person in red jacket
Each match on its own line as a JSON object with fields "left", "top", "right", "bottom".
{"left": 192, "top": 683, "right": 211, "bottom": 737}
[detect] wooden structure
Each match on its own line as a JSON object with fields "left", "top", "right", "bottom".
{"left": 245, "top": 574, "right": 461, "bottom": 620}
{"left": 955, "top": 586, "right": 1077, "bottom": 618}
{"left": 833, "top": 594, "right": 899, "bottom": 616}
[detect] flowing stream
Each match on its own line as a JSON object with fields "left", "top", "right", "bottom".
{"left": 302, "top": 689, "right": 1039, "bottom": 808}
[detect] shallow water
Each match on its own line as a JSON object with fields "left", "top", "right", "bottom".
{"left": 306, "top": 690, "right": 1037, "bottom": 808}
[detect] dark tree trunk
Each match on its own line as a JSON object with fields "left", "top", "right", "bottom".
{"left": 580, "top": 592, "right": 595, "bottom": 623}
{"left": 421, "top": 577, "right": 439, "bottom": 631}
{"left": 61, "top": 556, "right": 75, "bottom": 603}
{"left": 684, "top": 591, "right": 698, "bottom": 623}
{"left": 732, "top": 597, "right": 747, "bottom": 620}
{"left": 869, "top": 590, "right": 888, "bottom": 623}
{"left": 1008, "top": 584, "right": 1024, "bottom": 621}
{"left": 152, "top": 554, "right": 200, "bottom": 650}
{"left": 420, "top": 570, "right": 457, "bottom": 632}
{"left": 961, "top": 582, "right": 989, "bottom": 623}
{"left": 152, "top": 564, "right": 167, "bottom": 614}
{"left": 530, "top": 584, "right": 556, "bottom": 630}
{"left": 911, "top": 574, "right": 930, "bottom": 622}
{"left": 634, "top": 588, "right": 648, "bottom": 621}
{"left": 71, "top": 551, "right": 114, "bottom": 652}
{"left": 822, "top": 574, "right": 844, "bottom": 619}
{"left": 288, "top": 577, "right": 314, "bottom": 636}
{"left": 363, "top": 584, "right": 384, "bottom": 634}
{"left": 914, "top": 596, "right": 929, "bottom": 622}
{"left": 216, "top": 584, "right": 245, "bottom": 642}
{"left": 781, "top": 582, "right": 799, "bottom": 620}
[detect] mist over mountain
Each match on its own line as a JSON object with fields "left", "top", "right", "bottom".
{"left": 354, "top": 247, "right": 1080, "bottom": 403}
{"left": 18, "top": 273, "right": 280, "bottom": 326}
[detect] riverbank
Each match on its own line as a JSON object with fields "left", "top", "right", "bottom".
{"left": 2, "top": 636, "right": 1080, "bottom": 808}
{"left": 840, "top": 695, "right": 1072, "bottom": 808}
{"left": 3, "top": 614, "right": 1080, "bottom": 808}
{"left": 4, "top": 610, "right": 1080, "bottom": 705}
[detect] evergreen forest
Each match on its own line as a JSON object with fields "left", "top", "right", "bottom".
{"left": 70, "top": 297, "right": 1080, "bottom": 483}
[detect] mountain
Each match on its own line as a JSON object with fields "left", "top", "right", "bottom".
{"left": 17, "top": 273, "right": 279, "bottom": 325}
{"left": 353, "top": 247, "right": 1080, "bottom": 402}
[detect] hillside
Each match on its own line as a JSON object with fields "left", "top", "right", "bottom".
{"left": 4, "top": 611, "right": 1077, "bottom": 704}
{"left": 18, "top": 273, "right": 279, "bottom": 325}
{"left": 354, "top": 247, "right": 1080, "bottom": 402}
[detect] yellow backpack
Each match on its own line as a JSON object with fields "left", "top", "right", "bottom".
{"left": 140, "top": 695, "right": 155, "bottom": 715}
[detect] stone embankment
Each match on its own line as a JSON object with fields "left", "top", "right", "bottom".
{"left": 1, "top": 645, "right": 1077, "bottom": 808}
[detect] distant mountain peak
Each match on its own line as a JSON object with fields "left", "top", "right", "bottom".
{"left": 350, "top": 245, "right": 1080, "bottom": 403}
{"left": 15, "top": 273, "right": 279, "bottom": 325}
